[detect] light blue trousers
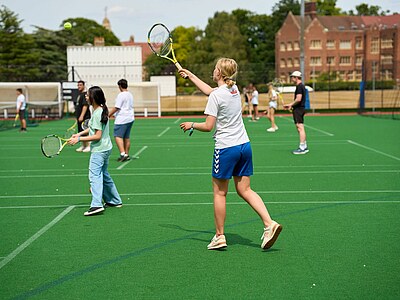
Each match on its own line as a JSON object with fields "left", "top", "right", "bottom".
{"left": 89, "top": 150, "right": 122, "bottom": 208}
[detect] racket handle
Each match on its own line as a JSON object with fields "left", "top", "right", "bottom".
{"left": 174, "top": 62, "right": 183, "bottom": 70}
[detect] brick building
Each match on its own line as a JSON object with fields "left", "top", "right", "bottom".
{"left": 275, "top": 2, "right": 400, "bottom": 84}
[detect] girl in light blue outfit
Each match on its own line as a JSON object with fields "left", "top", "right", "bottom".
{"left": 69, "top": 86, "right": 122, "bottom": 216}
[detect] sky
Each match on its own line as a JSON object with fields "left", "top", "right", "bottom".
{"left": 2, "top": 0, "right": 399, "bottom": 42}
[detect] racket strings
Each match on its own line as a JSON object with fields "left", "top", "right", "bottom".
{"left": 149, "top": 26, "right": 171, "bottom": 56}
{"left": 42, "top": 136, "right": 62, "bottom": 157}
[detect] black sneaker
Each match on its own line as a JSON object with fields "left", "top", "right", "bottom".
{"left": 117, "top": 155, "right": 125, "bottom": 162}
{"left": 104, "top": 202, "right": 123, "bottom": 208}
{"left": 120, "top": 155, "right": 130, "bottom": 162}
{"left": 84, "top": 206, "right": 105, "bottom": 216}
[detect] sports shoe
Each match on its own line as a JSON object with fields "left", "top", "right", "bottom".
{"left": 117, "top": 155, "right": 124, "bottom": 162}
{"left": 76, "top": 146, "right": 84, "bottom": 152}
{"left": 292, "top": 148, "right": 309, "bottom": 155}
{"left": 267, "top": 127, "right": 276, "bottom": 132}
{"left": 104, "top": 202, "right": 123, "bottom": 208}
{"left": 207, "top": 234, "right": 227, "bottom": 250}
{"left": 261, "top": 221, "right": 282, "bottom": 250}
{"left": 120, "top": 155, "right": 130, "bottom": 162}
{"left": 84, "top": 206, "right": 105, "bottom": 216}
{"left": 82, "top": 146, "right": 91, "bottom": 153}
{"left": 274, "top": 126, "right": 279, "bottom": 131}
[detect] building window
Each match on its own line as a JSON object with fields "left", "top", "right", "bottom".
{"left": 310, "top": 40, "right": 322, "bottom": 49}
{"left": 294, "top": 58, "right": 300, "bottom": 67}
{"left": 381, "top": 38, "right": 393, "bottom": 49}
{"left": 287, "top": 42, "right": 293, "bottom": 51}
{"left": 280, "top": 42, "right": 286, "bottom": 51}
{"left": 280, "top": 59, "right": 286, "bottom": 68}
{"left": 327, "top": 56, "right": 335, "bottom": 65}
{"left": 287, "top": 58, "right": 293, "bottom": 67}
{"left": 310, "top": 57, "right": 322, "bottom": 66}
{"left": 381, "top": 55, "right": 393, "bottom": 65}
{"left": 339, "top": 71, "right": 346, "bottom": 80}
{"left": 355, "top": 56, "right": 363, "bottom": 66}
{"left": 383, "top": 70, "right": 393, "bottom": 80}
{"left": 339, "top": 56, "right": 351, "bottom": 65}
{"left": 339, "top": 40, "right": 351, "bottom": 50}
{"left": 356, "top": 70, "right": 362, "bottom": 80}
{"left": 326, "top": 40, "right": 335, "bottom": 49}
{"left": 294, "top": 41, "right": 300, "bottom": 50}
{"left": 371, "top": 38, "right": 379, "bottom": 54}
{"left": 355, "top": 38, "right": 363, "bottom": 49}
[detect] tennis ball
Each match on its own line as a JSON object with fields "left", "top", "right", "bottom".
{"left": 64, "top": 22, "right": 72, "bottom": 30}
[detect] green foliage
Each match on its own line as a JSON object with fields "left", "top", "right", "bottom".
{"left": 347, "top": 4, "right": 389, "bottom": 16}
{"left": 315, "top": 0, "right": 343, "bottom": 16}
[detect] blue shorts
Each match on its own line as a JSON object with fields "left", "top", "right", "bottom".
{"left": 212, "top": 142, "right": 253, "bottom": 179}
{"left": 113, "top": 121, "right": 134, "bottom": 139}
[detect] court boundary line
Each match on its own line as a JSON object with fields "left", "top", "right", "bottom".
{"left": 157, "top": 127, "right": 170, "bottom": 137}
{"left": 0, "top": 189, "right": 399, "bottom": 200}
{"left": 347, "top": 140, "right": 400, "bottom": 161}
{"left": 0, "top": 206, "right": 75, "bottom": 270}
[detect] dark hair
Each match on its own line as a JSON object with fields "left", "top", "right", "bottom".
{"left": 78, "top": 80, "right": 85, "bottom": 85}
{"left": 87, "top": 86, "right": 108, "bottom": 125}
{"left": 117, "top": 79, "right": 128, "bottom": 89}
{"left": 16, "top": 88, "right": 23, "bottom": 93}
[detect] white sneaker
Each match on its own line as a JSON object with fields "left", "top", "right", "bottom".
{"left": 274, "top": 126, "right": 279, "bottom": 131}
{"left": 207, "top": 234, "right": 227, "bottom": 250}
{"left": 267, "top": 127, "right": 276, "bottom": 132}
{"left": 261, "top": 221, "right": 282, "bottom": 249}
{"left": 76, "top": 146, "right": 84, "bottom": 152}
{"left": 82, "top": 146, "right": 91, "bottom": 153}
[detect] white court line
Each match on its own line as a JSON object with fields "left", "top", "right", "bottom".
{"left": 281, "top": 117, "right": 334, "bottom": 136}
{"left": 0, "top": 190, "right": 399, "bottom": 200}
{"left": 157, "top": 127, "right": 170, "bottom": 137}
{"left": 0, "top": 169, "right": 398, "bottom": 179}
{"left": 173, "top": 118, "right": 182, "bottom": 124}
{"left": 0, "top": 200, "right": 400, "bottom": 211}
{"left": 0, "top": 206, "right": 74, "bottom": 270}
{"left": 117, "top": 146, "right": 148, "bottom": 170}
{"left": 347, "top": 140, "right": 400, "bottom": 161}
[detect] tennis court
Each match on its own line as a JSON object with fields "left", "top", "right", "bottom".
{"left": 0, "top": 114, "right": 399, "bottom": 299}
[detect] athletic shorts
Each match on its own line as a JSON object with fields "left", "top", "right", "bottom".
{"left": 269, "top": 101, "right": 277, "bottom": 109}
{"left": 18, "top": 109, "right": 25, "bottom": 120}
{"left": 212, "top": 142, "right": 253, "bottom": 179}
{"left": 293, "top": 107, "right": 305, "bottom": 124}
{"left": 114, "top": 121, "right": 134, "bottom": 139}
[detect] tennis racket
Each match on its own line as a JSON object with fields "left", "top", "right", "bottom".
{"left": 81, "top": 119, "right": 90, "bottom": 130}
{"left": 41, "top": 135, "right": 69, "bottom": 158}
{"left": 65, "top": 121, "right": 77, "bottom": 138}
{"left": 13, "top": 114, "right": 19, "bottom": 127}
{"left": 147, "top": 23, "right": 185, "bottom": 74}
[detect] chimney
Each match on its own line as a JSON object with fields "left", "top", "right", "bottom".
{"left": 305, "top": 1, "right": 317, "bottom": 19}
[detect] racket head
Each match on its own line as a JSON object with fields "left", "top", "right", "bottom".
{"left": 41, "top": 135, "right": 64, "bottom": 158}
{"left": 147, "top": 23, "right": 173, "bottom": 57}
{"left": 81, "top": 119, "right": 90, "bottom": 130}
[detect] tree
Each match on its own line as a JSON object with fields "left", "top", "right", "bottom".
{"left": 315, "top": 0, "right": 343, "bottom": 16}
{"left": 347, "top": 4, "right": 389, "bottom": 16}
{"left": 0, "top": 5, "right": 40, "bottom": 81}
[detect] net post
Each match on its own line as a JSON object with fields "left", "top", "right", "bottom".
{"left": 144, "top": 108, "right": 148, "bottom": 118}
{"left": 4, "top": 109, "right": 8, "bottom": 119}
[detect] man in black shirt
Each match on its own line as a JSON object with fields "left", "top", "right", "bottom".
{"left": 284, "top": 71, "right": 309, "bottom": 154}
{"left": 75, "top": 80, "right": 91, "bottom": 152}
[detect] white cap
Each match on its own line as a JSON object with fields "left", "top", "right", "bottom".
{"left": 290, "top": 71, "right": 302, "bottom": 77}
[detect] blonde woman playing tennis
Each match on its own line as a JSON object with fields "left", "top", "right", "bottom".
{"left": 179, "top": 58, "right": 282, "bottom": 250}
{"left": 266, "top": 83, "right": 279, "bottom": 132}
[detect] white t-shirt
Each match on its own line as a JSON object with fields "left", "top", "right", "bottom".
{"left": 16, "top": 94, "right": 26, "bottom": 110}
{"left": 251, "top": 90, "right": 259, "bottom": 105}
{"left": 114, "top": 91, "right": 135, "bottom": 125}
{"left": 204, "top": 84, "right": 250, "bottom": 149}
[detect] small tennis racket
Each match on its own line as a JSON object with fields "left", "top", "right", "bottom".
{"left": 41, "top": 135, "right": 69, "bottom": 158}
{"left": 65, "top": 121, "right": 77, "bottom": 138}
{"left": 13, "top": 114, "right": 19, "bottom": 127}
{"left": 147, "top": 23, "right": 185, "bottom": 73}
{"left": 81, "top": 119, "right": 90, "bottom": 130}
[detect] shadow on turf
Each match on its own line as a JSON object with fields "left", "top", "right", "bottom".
{"left": 159, "top": 223, "right": 275, "bottom": 250}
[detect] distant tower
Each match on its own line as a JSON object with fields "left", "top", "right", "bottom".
{"left": 102, "top": 6, "right": 111, "bottom": 31}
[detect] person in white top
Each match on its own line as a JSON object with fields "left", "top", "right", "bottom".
{"left": 109, "top": 79, "right": 135, "bottom": 162}
{"left": 16, "top": 88, "right": 27, "bottom": 132}
{"left": 266, "top": 83, "right": 279, "bottom": 132}
{"left": 179, "top": 58, "right": 282, "bottom": 251}
{"left": 248, "top": 83, "right": 259, "bottom": 121}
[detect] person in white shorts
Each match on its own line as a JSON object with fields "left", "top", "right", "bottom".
{"left": 266, "top": 83, "right": 279, "bottom": 132}
{"left": 248, "top": 83, "right": 259, "bottom": 121}
{"left": 179, "top": 58, "right": 282, "bottom": 251}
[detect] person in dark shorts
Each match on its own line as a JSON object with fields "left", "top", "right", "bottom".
{"left": 75, "top": 80, "right": 91, "bottom": 152}
{"left": 16, "top": 89, "right": 27, "bottom": 132}
{"left": 284, "top": 71, "right": 309, "bottom": 154}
